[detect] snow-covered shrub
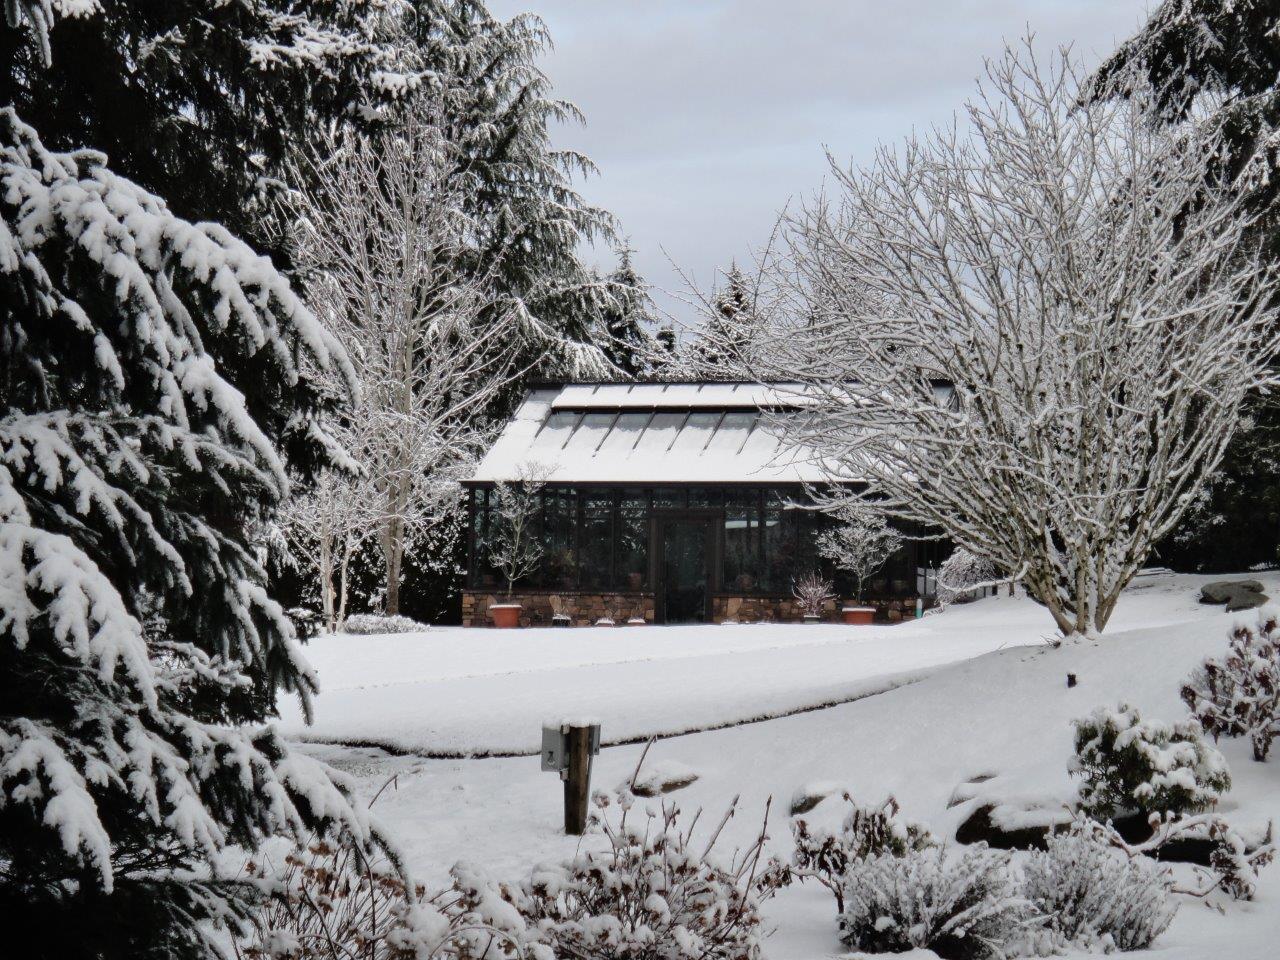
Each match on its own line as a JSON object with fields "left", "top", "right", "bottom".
{"left": 792, "top": 571, "right": 836, "bottom": 618}
{"left": 1205, "top": 817, "right": 1276, "bottom": 901}
{"left": 503, "top": 787, "right": 767, "bottom": 960}
{"left": 239, "top": 840, "right": 538, "bottom": 960}
{"left": 1071, "top": 703, "right": 1231, "bottom": 819}
{"left": 839, "top": 845, "right": 1026, "bottom": 960}
{"left": 342, "top": 613, "right": 430, "bottom": 635}
{"left": 937, "top": 548, "right": 1000, "bottom": 606}
{"left": 1182, "top": 610, "right": 1280, "bottom": 761}
{"left": 760, "top": 794, "right": 932, "bottom": 913}
{"left": 817, "top": 504, "right": 903, "bottom": 603}
{"left": 1083, "top": 812, "right": 1276, "bottom": 903}
{"left": 1020, "top": 825, "right": 1176, "bottom": 953}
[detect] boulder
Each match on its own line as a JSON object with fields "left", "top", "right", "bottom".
{"left": 1199, "top": 579, "right": 1268, "bottom": 611}
{"left": 955, "top": 804, "right": 1053, "bottom": 851}
{"left": 630, "top": 759, "right": 699, "bottom": 797}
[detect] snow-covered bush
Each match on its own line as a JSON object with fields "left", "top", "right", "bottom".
{"left": 760, "top": 794, "right": 932, "bottom": 913}
{"left": 839, "top": 845, "right": 1026, "bottom": 960}
{"left": 239, "top": 840, "right": 538, "bottom": 960}
{"left": 502, "top": 787, "right": 768, "bottom": 960}
{"left": 1079, "top": 812, "right": 1276, "bottom": 904}
{"left": 1071, "top": 703, "right": 1231, "bottom": 819}
{"left": 817, "top": 504, "right": 903, "bottom": 603}
{"left": 1020, "top": 825, "right": 1176, "bottom": 953}
{"left": 1182, "top": 610, "right": 1280, "bottom": 761}
{"left": 792, "top": 571, "right": 836, "bottom": 618}
{"left": 342, "top": 613, "right": 431, "bottom": 635}
{"left": 937, "top": 548, "right": 1001, "bottom": 606}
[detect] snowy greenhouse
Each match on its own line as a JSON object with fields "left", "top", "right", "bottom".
{"left": 462, "top": 382, "right": 942, "bottom": 626}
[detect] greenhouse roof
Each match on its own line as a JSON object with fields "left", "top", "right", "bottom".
{"left": 467, "top": 382, "right": 846, "bottom": 485}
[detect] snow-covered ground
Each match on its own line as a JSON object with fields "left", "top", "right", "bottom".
{"left": 289, "top": 572, "right": 1280, "bottom": 959}
{"left": 281, "top": 578, "right": 1201, "bottom": 756}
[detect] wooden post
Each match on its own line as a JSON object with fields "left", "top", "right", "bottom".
{"left": 562, "top": 724, "right": 594, "bottom": 835}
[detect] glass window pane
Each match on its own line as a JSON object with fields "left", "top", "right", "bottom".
{"left": 642, "top": 412, "right": 688, "bottom": 452}
{"left": 617, "top": 489, "right": 649, "bottom": 590}
{"left": 566, "top": 412, "right": 616, "bottom": 453}
{"left": 538, "top": 411, "right": 581, "bottom": 449}
{"left": 579, "top": 492, "right": 614, "bottom": 590}
{"left": 706, "top": 411, "right": 756, "bottom": 453}
{"left": 670, "top": 412, "right": 721, "bottom": 454}
{"left": 723, "top": 490, "right": 762, "bottom": 593}
{"left": 471, "top": 489, "right": 500, "bottom": 589}
{"left": 540, "top": 489, "right": 577, "bottom": 589}
{"left": 688, "top": 488, "right": 722, "bottom": 509}
{"left": 598, "top": 412, "right": 650, "bottom": 455}
{"left": 652, "top": 488, "right": 686, "bottom": 510}
{"left": 762, "top": 491, "right": 802, "bottom": 593}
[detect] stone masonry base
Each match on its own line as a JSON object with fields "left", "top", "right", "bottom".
{"left": 462, "top": 590, "right": 923, "bottom": 627}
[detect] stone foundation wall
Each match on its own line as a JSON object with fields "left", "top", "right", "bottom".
{"left": 463, "top": 590, "right": 927, "bottom": 626}
{"left": 463, "top": 590, "right": 655, "bottom": 627}
{"left": 713, "top": 595, "right": 921, "bottom": 623}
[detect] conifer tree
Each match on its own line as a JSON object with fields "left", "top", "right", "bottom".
{"left": 399, "top": 1, "right": 616, "bottom": 383}
{"left": 0, "top": 6, "right": 387, "bottom": 958}
{"left": 686, "top": 263, "right": 762, "bottom": 380}
{"left": 597, "top": 245, "right": 661, "bottom": 378}
{"left": 1090, "top": 0, "right": 1280, "bottom": 570}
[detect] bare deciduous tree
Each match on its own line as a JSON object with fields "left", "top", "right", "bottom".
{"left": 818, "top": 506, "right": 904, "bottom": 604}
{"left": 766, "top": 41, "right": 1278, "bottom": 639}
{"left": 792, "top": 571, "right": 836, "bottom": 619}
{"left": 486, "top": 461, "right": 555, "bottom": 598}
{"left": 280, "top": 106, "right": 531, "bottom": 622}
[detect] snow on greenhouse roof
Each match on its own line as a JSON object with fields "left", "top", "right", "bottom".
{"left": 468, "top": 383, "right": 845, "bottom": 485}
{"left": 550, "top": 381, "right": 818, "bottom": 410}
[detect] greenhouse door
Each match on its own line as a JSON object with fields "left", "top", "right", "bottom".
{"left": 658, "top": 518, "right": 713, "bottom": 624}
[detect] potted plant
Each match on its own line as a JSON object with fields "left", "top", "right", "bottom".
{"left": 818, "top": 503, "right": 903, "bottom": 625}
{"left": 792, "top": 571, "right": 836, "bottom": 623}
{"left": 485, "top": 461, "right": 552, "bottom": 628}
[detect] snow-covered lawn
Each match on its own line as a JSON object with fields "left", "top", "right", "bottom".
{"left": 291, "top": 572, "right": 1280, "bottom": 959}
{"left": 281, "top": 574, "right": 1205, "bottom": 756}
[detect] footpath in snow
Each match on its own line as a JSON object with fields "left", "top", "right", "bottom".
{"left": 280, "top": 577, "right": 1202, "bottom": 756}
{"left": 294, "top": 572, "right": 1280, "bottom": 960}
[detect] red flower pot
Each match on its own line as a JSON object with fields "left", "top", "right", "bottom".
{"left": 842, "top": 606, "right": 876, "bottom": 625}
{"left": 490, "top": 603, "right": 522, "bottom": 628}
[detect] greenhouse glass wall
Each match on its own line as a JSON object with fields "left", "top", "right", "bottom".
{"left": 461, "top": 383, "right": 940, "bottom": 626}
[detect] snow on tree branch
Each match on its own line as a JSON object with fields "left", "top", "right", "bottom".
{"left": 764, "top": 40, "right": 1279, "bottom": 638}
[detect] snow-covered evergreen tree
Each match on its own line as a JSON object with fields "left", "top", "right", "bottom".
{"left": 685, "top": 263, "right": 764, "bottom": 380}
{"left": 398, "top": 1, "right": 616, "bottom": 384}
{"left": 1090, "top": 1, "right": 1280, "bottom": 572}
{"left": 0, "top": 0, "right": 411, "bottom": 266}
{"left": 597, "top": 245, "right": 661, "bottom": 378}
{"left": 0, "top": 8, "right": 387, "bottom": 958}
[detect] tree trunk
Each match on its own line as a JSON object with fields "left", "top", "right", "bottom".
{"left": 319, "top": 535, "right": 335, "bottom": 634}
{"left": 382, "top": 515, "right": 406, "bottom": 616}
{"left": 337, "top": 535, "right": 354, "bottom": 631}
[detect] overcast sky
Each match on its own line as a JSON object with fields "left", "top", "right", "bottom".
{"left": 486, "top": 0, "right": 1155, "bottom": 330}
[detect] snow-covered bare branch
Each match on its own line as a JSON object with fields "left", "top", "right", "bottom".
{"left": 766, "top": 40, "right": 1279, "bottom": 638}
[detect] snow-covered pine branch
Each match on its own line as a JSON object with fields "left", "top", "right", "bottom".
{"left": 766, "top": 40, "right": 1279, "bottom": 639}
{"left": 0, "top": 106, "right": 382, "bottom": 954}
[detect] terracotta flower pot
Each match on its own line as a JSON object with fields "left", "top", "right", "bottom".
{"left": 842, "top": 606, "right": 876, "bottom": 625}
{"left": 802, "top": 614, "right": 821, "bottom": 624}
{"left": 490, "top": 603, "right": 522, "bottom": 628}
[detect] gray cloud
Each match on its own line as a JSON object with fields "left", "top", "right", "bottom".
{"left": 486, "top": 0, "right": 1154, "bottom": 327}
